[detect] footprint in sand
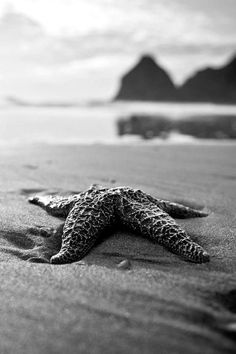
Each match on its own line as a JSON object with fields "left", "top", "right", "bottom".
{"left": 23, "top": 164, "right": 38, "bottom": 170}
{"left": 19, "top": 188, "right": 46, "bottom": 196}
{"left": 20, "top": 188, "right": 81, "bottom": 197}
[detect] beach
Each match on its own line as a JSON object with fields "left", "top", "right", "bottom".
{"left": 0, "top": 143, "right": 235, "bottom": 353}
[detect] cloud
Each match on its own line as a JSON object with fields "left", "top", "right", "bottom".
{"left": 0, "top": 1, "right": 236, "bottom": 98}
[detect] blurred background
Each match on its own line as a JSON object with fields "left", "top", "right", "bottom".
{"left": 0, "top": 0, "right": 236, "bottom": 144}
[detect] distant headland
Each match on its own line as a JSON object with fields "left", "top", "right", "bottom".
{"left": 115, "top": 54, "right": 236, "bottom": 104}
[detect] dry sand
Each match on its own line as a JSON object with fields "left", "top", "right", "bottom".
{"left": 0, "top": 143, "right": 236, "bottom": 354}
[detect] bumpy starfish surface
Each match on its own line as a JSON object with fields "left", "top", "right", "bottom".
{"left": 29, "top": 185, "right": 210, "bottom": 264}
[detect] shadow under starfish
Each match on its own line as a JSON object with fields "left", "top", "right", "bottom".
{"left": 28, "top": 185, "right": 210, "bottom": 265}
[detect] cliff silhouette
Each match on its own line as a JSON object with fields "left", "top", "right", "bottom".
{"left": 115, "top": 55, "right": 178, "bottom": 101}
{"left": 179, "top": 56, "right": 236, "bottom": 103}
{"left": 115, "top": 54, "right": 236, "bottom": 103}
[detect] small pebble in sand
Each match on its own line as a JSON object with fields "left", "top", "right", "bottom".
{"left": 117, "top": 259, "right": 131, "bottom": 270}
{"left": 76, "top": 260, "right": 87, "bottom": 266}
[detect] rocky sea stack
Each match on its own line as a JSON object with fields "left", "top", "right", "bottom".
{"left": 115, "top": 55, "right": 178, "bottom": 102}
{"left": 179, "top": 56, "right": 236, "bottom": 103}
{"left": 115, "top": 54, "right": 236, "bottom": 103}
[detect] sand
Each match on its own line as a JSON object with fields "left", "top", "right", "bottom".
{"left": 0, "top": 143, "right": 236, "bottom": 354}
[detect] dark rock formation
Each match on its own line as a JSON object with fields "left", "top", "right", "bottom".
{"left": 117, "top": 114, "right": 236, "bottom": 140}
{"left": 179, "top": 56, "right": 236, "bottom": 103}
{"left": 115, "top": 55, "right": 177, "bottom": 101}
{"left": 115, "top": 54, "right": 236, "bottom": 103}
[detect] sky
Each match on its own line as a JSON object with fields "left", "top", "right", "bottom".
{"left": 0, "top": 0, "right": 236, "bottom": 101}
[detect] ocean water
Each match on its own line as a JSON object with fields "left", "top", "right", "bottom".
{"left": 1, "top": 101, "right": 236, "bottom": 145}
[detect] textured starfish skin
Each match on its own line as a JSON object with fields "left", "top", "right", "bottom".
{"left": 29, "top": 185, "right": 210, "bottom": 264}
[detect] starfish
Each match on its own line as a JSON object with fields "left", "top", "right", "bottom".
{"left": 29, "top": 185, "right": 210, "bottom": 264}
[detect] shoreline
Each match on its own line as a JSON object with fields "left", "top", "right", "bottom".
{"left": 1, "top": 137, "right": 236, "bottom": 148}
{"left": 1, "top": 102, "right": 236, "bottom": 145}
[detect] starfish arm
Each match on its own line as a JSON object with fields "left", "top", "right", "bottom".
{"left": 118, "top": 197, "right": 209, "bottom": 263}
{"left": 124, "top": 188, "right": 208, "bottom": 219}
{"left": 28, "top": 194, "right": 81, "bottom": 218}
{"left": 155, "top": 200, "right": 209, "bottom": 219}
{"left": 50, "top": 192, "right": 117, "bottom": 264}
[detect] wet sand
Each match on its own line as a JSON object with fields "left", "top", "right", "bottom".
{"left": 0, "top": 144, "right": 236, "bottom": 353}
